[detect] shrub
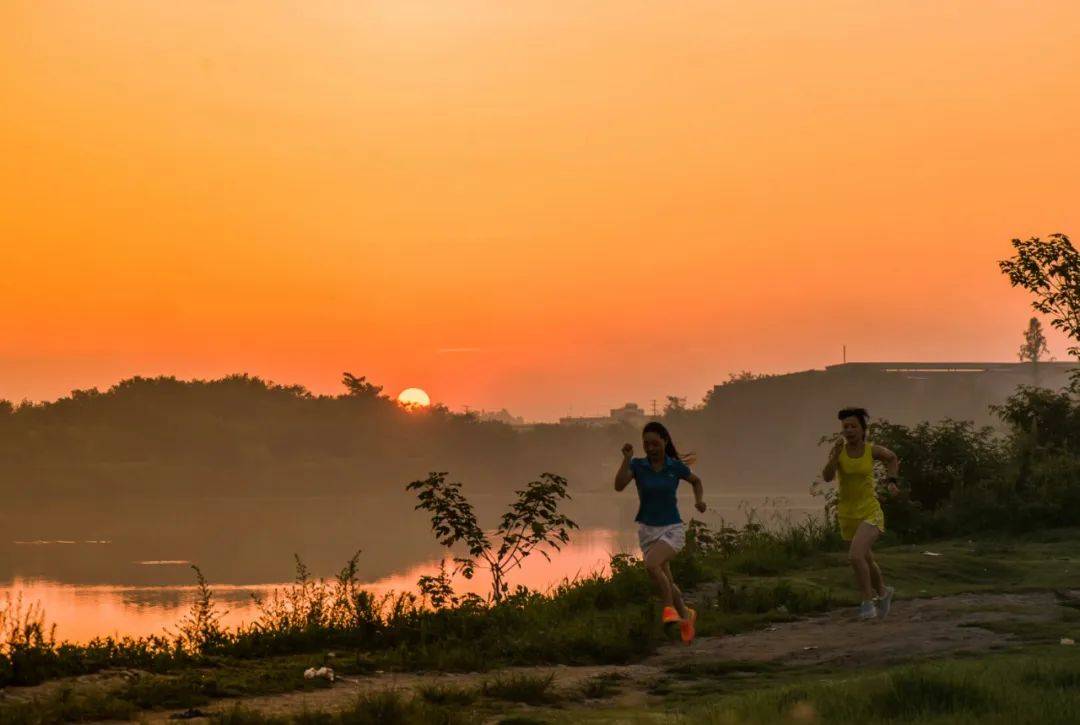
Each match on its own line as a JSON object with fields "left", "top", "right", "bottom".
{"left": 481, "top": 672, "right": 558, "bottom": 704}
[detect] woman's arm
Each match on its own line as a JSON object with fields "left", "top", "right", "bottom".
{"left": 686, "top": 473, "right": 707, "bottom": 513}
{"left": 614, "top": 443, "right": 634, "bottom": 491}
{"left": 822, "top": 438, "right": 844, "bottom": 482}
{"left": 873, "top": 445, "right": 901, "bottom": 494}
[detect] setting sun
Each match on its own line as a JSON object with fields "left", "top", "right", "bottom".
{"left": 397, "top": 387, "right": 431, "bottom": 410}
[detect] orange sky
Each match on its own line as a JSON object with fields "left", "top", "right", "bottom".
{"left": 2, "top": 1, "right": 1079, "bottom": 419}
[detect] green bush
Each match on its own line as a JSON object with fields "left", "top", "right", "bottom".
{"left": 870, "top": 418, "right": 1007, "bottom": 514}
{"left": 994, "top": 385, "right": 1080, "bottom": 454}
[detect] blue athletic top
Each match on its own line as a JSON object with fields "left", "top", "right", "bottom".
{"left": 629, "top": 456, "right": 693, "bottom": 526}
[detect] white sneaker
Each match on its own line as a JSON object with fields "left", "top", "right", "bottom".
{"left": 877, "top": 586, "right": 895, "bottom": 619}
{"left": 859, "top": 600, "right": 878, "bottom": 620}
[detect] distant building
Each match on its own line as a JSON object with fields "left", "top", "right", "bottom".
{"left": 559, "top": 402, "right": 651, "bottom": 428}
{"left": 557, "top": 414, "right": 611, "bottom": 428}
{"left": 610, "top": 402, "right": 648, "bottom": 427}
{"left": 478, "top": 408, "right": 526, "bottom": 426}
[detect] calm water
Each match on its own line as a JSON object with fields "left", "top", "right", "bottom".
{"left": 1, "top": 492, "right": 817, "bottom": 642}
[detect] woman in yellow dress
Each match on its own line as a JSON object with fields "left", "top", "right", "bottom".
{"left": 821, "top": 407, "right": 899, "bottom": 620}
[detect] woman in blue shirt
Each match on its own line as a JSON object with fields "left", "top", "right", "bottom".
{"left": 614, "top": 421, "right": 706, "bottom": 644}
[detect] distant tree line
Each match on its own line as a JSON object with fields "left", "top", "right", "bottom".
{"left": 0, "top": 373, "right": 634, "bottom": 499}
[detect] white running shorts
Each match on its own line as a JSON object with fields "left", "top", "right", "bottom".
{"left": 637, "top": 523, "right": 686, "bottom": 555}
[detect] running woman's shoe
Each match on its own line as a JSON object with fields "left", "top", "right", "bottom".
{"left": 680, "top": 608, "right": 697, "bottom": 645}
{"left": 877, "top": 586, "right": 895, "bottom": 619}
{"left": 662, "top": 606, "right": 681, "bottom": 638}
{"left": 858, "top": 600, "right": 878, "bottom": 620}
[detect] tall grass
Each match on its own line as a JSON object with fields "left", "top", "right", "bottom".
{"left": 0, "top": 592, "right": 188, "bottom": 687}
{"left": 676, "top": 507, "right": 842, "bottom": 580}
{"left": 481, "top": 672, "right": 558, "bottom": 704}
{"left": 212, "top": 690, "right": 469, "bottom": 725}
{"left": 674, "top": 649, "right": 1080, "bottom": 724}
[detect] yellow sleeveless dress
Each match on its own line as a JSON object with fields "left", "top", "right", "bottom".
{"left": 837, "top": 441, "right": 885, "bottom": 540}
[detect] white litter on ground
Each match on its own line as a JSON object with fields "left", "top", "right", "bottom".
{"left": 303, "top": 667, "right": 336, "bottom": 682}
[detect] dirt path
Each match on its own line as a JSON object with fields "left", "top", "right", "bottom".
{"left": 649, "top": 589, "right": 1063, "bottom": 671}
{"left": 10, "top": 590, "right": 1076, "bottom": 723}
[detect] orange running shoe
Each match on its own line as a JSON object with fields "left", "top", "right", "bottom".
{"left": 680, "top": 608, "right": 697, "bottom": 645}
{"left": 661, "top": 606, "right": 681, "bottom": 624}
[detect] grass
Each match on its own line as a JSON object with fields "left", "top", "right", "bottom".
{"left": 0, "top": 654, "right": 345, "bottom": 723}
{"left": 673, "top": 525, "right": 1080, "bottom": 621}
{"left": 0, "top": 684, "right": 140, "bottom": 724}
{"left": 553, "top": 646, "right": 1080, "bottom": 724}
{"left": 481, "top": 673, "right": 559, "bottom": 705}
{"left": 211, "top": 690, "right": 472, "bottom": 724}
{"left": 681, "top": 648, "right": 1080, "bottom": 724}
{"left": 580, "top": 672, "right": 627, "bottom": 700}
{"left": 786, "top": 531, "right": 1080, "bottom": 605}
{"left": 416, "top": 682, "right": 480, "bottom": 706}
{"left": 958, "top": 606, "right": 1080, "bottom": 644}
{"left": 665, "top": 661, "right": 781, "bottom": 680}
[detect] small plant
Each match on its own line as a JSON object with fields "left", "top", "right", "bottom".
{"left": 0, "top": 593, "right": 58, "bottom": 685}
{"left": 345, "top": 689, "right": 412, "bottom": 723}
{"left": 175, "top": 565, "right": 228, "bottom": 654}
{"left": 877, "top": 670, "right": 991, "bottom": 718}
{"left": 481, "top": 672, "right": 558, "bottom": 704}
{"left": 580, "top": 672, "right": 624, "bottom": 699}
{"left": 0, "top": 683, "right": 139, "bottom": 723}
{"left": 416, "top": 682, "right": 479, "bottom": 705}
{"left": 213, "top": 704, "right": 289, "bottom": 724}
{"left": 417, "top": 561, "right": 459, "bottom": 609}
{"left": 714, "top": 578, "right": 833, "bottom": 615}
{"left": 407, "top": 472, "right": 578, "bottom": 603}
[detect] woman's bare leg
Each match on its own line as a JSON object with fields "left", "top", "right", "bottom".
{"left": 848, "top": 522, "right": 881, "bottom": 601}
{"left": 663, "top": 561, "right": 689, "bottom": 619}
{"left": 644, "top": 541, "right": 679, "bottom": 611}
{"left": 867, "top": 549, "right": 886, "bottom": 597}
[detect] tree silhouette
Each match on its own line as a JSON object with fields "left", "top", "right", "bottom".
{"left": 664, "top": 396, "right": 687, "bottom": 415}
{"left": 1018, "top": 317, "right": 1052, "bottom": 368}
{"left": 341, "top": 372, "right": 384, "bottom": 398}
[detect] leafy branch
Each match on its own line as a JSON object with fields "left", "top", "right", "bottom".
{"left": 407, "top": 472, "right": 578, "bottom": 603}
